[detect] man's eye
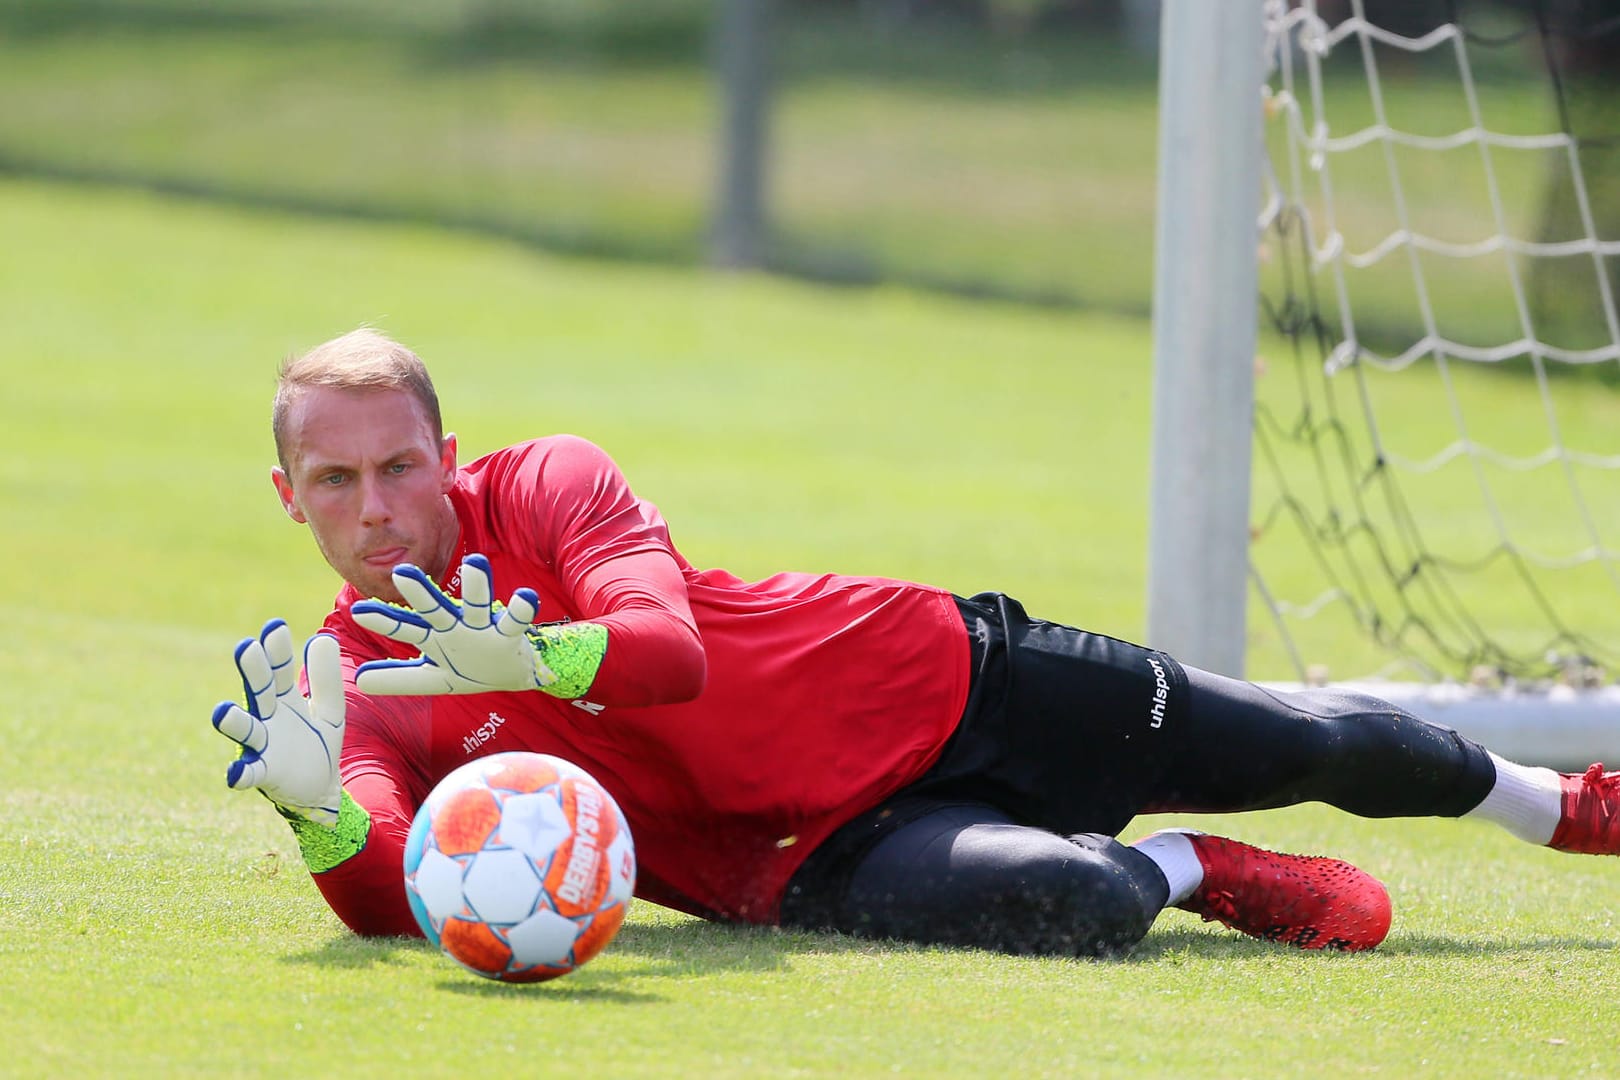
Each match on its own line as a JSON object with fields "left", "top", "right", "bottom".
{"left": 389, "top": 462, "right": 410, "bottom": 475}
{"left": 321, "top": 473, "right": 347, "bottom": 486}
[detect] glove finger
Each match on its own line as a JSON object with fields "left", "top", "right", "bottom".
{"left": 304, "top": 633, "right": 347, "bottom": 731}
{"left": 461, "top": 554, "right": 494, "bottom": 630}
{"left": 356, "top": 657, "right": 452, "bottom": 696}
{"left": 233, "top": 637, "right": 277, "bottom": 721}
{"left": 495, "top": 587, "right": 540, "bottom": 638}
{"left": 391, "top": 565, "right": 460, "bottom": 632}
{"left": 212, "top": 701, "right": 268, "bottom": 753}
{"left": 225, "top": 752, "right": 268, "bottom": 791}
{"left": 351, "top": 602, "right": 434, "bottom": 645}
{"left": 261, "top": 619, "right": 297, "bottom": 699}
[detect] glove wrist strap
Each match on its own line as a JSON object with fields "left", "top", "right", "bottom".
{"left": 277, "top": 790, "right": 370, "bottom": 873}
{"left": 527, "top": 622, "right": 608, "bottom": 699}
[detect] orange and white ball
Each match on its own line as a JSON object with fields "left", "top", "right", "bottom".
{"left": 403, "top": 752, "right": 635, "bottom": 982}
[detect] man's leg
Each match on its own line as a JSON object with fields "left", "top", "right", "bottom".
{"left": 780, "top": 801, "right": 1392, "bottom": 956}
{"left": 947, "top": 593, "right": 1609, "bottom": 848}
{"left": 782, "top": 802, "right": 1169, "bottom": 958}
{"left": 1152, "top": 665, "right": 1620, "bottom": 857}
{"left": 1151, "top": 666, "right": 1497, "bottom": 817}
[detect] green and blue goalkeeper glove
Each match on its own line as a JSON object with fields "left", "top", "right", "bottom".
{"left": 211, "top": 620, "right": 345, "bottom": 825}
{"left": 351, "top": 553, "right": 606, "bottom": 699}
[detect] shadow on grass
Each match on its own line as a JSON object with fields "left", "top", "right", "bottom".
{"left": 432, "top": 979, "right": 661, "bottom": 1001}
{"left": 282, "top": 928, "right": 671, "bottom": 1002}
{"left": 278, "top": 914, "right": 884, "bottom": 1001}
{"left": 284, "top": 905, "right": 1616, "bottom": 993}
{"left": 1126, "top": 925, "right": 1619, "bottom": 961}
{"left": 281, "top": 916, "right": 880, "bottom": 970}
{"left": 611, "top": 917, "right": 1620, "bottom": 968}
{"left": 0, "top": 156, "right": 1128, "bottom": 318}
{"left": 1366, "top": 932, "right": 1620, "bottom": 958}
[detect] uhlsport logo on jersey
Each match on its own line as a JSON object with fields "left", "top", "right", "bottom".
{"left": 462, "top": 711, "right": 508, "bottom": 755}
{"left": 1146, "top": 656, "right": 1171, "bottom": 729}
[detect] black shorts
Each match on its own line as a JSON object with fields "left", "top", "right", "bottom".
{"left": 783, "top": 592, "right": 1189, "bottom": 920}
{"left": 924, "top": 591, "right": 1188, "bottom": 832}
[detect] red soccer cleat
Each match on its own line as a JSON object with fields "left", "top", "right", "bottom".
{"left": 1548, "top": 763, "right": 1620, "bottom": 855}
{"left": 1161, "top": 831, "right": 1392, "bottom": 952}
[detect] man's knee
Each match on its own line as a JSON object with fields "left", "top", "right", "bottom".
{"left": 861, "top": 826, "right": 1167, "bottom": 958}
{"left": 1046, "top": 832, "right": 1170, "bottom": 956}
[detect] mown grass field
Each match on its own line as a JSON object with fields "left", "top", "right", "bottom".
{"left": 5, "top": 178, "right": 1620, "bottom": 1078}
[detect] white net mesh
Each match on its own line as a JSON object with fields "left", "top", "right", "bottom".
{"left": 1252, "top": 0, "right": 1620, "bottom": 689}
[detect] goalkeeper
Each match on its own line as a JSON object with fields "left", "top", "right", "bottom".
{"left": 213, "top": 328, "right": 1620, "bottom": 957}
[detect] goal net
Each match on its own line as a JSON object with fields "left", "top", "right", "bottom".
{"left": 1246, "top": 0, "right": 1620, "bottom": 762}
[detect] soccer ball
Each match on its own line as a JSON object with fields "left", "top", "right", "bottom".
{"left": 403, "top": 751, "right": 636, "bottom": 982}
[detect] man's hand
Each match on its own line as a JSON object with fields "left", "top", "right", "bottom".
{"left": 351, "top": 554, "right": 554, "bottom": 696}
{"left": 211, "top": 620, "right": 346, "bottom": 826}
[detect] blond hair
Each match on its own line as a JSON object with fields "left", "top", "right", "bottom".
{"left": 272, "top": 328, "right": 443, "bottom": 472}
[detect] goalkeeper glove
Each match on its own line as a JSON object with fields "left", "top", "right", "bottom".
{"left": 351, "top": 553, "right": 606, "bottom": 699}
{"left": 211, "top": 620, "right": 345, "bottom": 826}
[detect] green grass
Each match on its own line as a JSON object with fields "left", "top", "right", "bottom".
{"left": 5, "top": 178, "right": 1620, "bottom": 1077}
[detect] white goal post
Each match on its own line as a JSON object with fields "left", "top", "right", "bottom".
{"left": 1146, "top": 0, "right": 1266, "bottom": 681}
{"left": 1146, "top": 0, "right": 1620, "bottom": 769}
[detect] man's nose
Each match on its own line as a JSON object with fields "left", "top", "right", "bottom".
{"left": 356, "top": 474, "right": 393, "bottom": 526}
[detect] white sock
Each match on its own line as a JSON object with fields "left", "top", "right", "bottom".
{"left": 1464, "top": 752, "right": 1563, "bottom": 845}
{"left": 1132, "top": 830, "right": 1205, "bottom": 907}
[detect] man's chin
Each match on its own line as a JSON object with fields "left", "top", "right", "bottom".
{"left": 350, "top": 568, "right": 405, "bottom": 605}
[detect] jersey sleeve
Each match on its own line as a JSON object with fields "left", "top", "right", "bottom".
{"left": 485, "top": 436, "right": 707, "bottom": 705}
{"left": 305, "top": 766, "right": 423, "bottom": 937}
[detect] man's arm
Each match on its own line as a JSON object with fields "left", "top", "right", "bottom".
{"left": 553, "top": 546, "right": 706, "bottom": 704}
{"left": 352, "top": 553, "right": 706, "bottom": 706}
{"left": 301, "top": 768, "right": 422, "bottom": 937}
{"left": 530, "top": 435, "right": 707, "bottom": 704}
{"left": 212, "top": 620, "right": 422, "bottom": 937}
{"left": 353, "top": 435, "right": 708, "bottom": 705}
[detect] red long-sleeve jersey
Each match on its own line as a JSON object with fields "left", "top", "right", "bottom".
{"left": 312, "top": 434, "right": 971, "bottom": 934}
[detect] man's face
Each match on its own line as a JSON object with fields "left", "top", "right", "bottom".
{"left": 271, "top": 385, "right": 459, "bottom": 603}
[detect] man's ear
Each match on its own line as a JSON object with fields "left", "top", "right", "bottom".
{"left": 271, "top": 467, "right": 308, "bottom": 524}
{"left": 439, "top": 432, "right": 459, "bottom": 493}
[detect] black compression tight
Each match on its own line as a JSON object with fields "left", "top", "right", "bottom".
{"left": 1150, "top": 666, "right": 1496, "bottom": 819}
{"left": 800, "top": 804, "right": 1169, "bottom": 958}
